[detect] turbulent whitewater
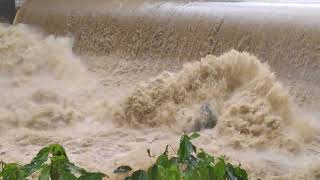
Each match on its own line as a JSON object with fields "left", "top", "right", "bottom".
{"left": 0, "top": 24, "right": 319, "bottom": 179}
{"left": 0, "top": 24, "right": 93, "bottom": 130}
{"left": 115, "top": 50, "right": 315, "bottom": 152}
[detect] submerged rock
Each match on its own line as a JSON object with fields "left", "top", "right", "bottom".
{"left": 200, "top": 103, "right": 217, "bottom": 129}
{"left": 189, "top": 103, "right": 218, "bottom": 132}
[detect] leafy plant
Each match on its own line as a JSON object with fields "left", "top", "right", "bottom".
{"left": 1, "top": 133, "right": 249, "bottom": 180}
{"left": 115, "top": 133, "right": 248, "bottom": 180}
{"left": 0, "top": 144, "right": 107, "bottom": 180}
{"left": 0, "top": 163, "right": 26, "bottom": 180}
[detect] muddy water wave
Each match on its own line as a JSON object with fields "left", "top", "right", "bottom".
{"left": 1, "top": 0, "right": 320, "bottom": 179}
{"left": 0, "top": 24, "right": 319, "bottom": 179}
{"left": 114, "top": 50, "right": 315, "bottom": 153}
{"left": 16, "top": 0, "right": 320, "bottom": 111}
{"left": 0, "top": 24, "right": 94, "bottom": 131}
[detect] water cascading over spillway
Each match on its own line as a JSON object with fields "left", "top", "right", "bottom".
{"left": 16, "top": 0, "right": 320, "bottom": 109}
{"left": 1, "top": 0, "right": 319, "bottom": 179}
{"left": 16, "top": 1, "right": 320, "bottom": 87}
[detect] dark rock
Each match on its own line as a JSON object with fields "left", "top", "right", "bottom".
{"left": 200, "top": 103, "right": 217, "bottom": 129}
{"left": 190, "top": 103, "right": 218, "bottom": 132}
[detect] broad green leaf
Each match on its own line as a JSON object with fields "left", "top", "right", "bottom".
{"left": 156, "top": 154, "right": 169, "bottom": 168}
{"left": 38, "top": 164, "right": 50, "bottom": 180}
{"left": 197, "top": 150, "right": 214, "bottom": 166}
{"left": 169, "top": 157, "right": 179, "bottom": 166}
{"left": 113, "top": 166, "right": 133, "bottom": 174}
{"left": 195, "top": 162, "right": 209, "bottom": 180}
{"left": 49, "top": 144, "right": 68, "bottom": 159}
{"left": 226, "top": 163, "right": 237, "bottom": 180}
{"left": 167, "top": 164, "right": 181, "bottom": 180}
{"left": 234, "top": 166, "right": 248, "bottom": 180}
{"left": 148, "top": 165, "right": 168, "bottom": 180}
{"left": 210, "top": 159, "right": 226, "bottom": 180}
{"left": 185, "top": 169, "right": 201, "bottom": 180}
{"left": 0, "top": 163, "right": 26, "bottom": 180}
{"left": 226, "top": 163, "right": 248, "bottom": 180}
{"left": 131, "top": 170, "right": 147, "bottom": 180}
{"left": 190, "top": 133, "right": 200, "bottom": 140}
{"left": 0, "top": 134, "right": 249, "bottom": 180}
{"left": 66, "top": 162, "right": 87, "bottom": 175}
{"left": 50, "top": 156, "right": 70, "bottom": 180}
{"left": 78, "top": 172, "right": 107, "bottom": 180}
{"left": 50, "top": 156, "right": 69, "bottom": 167}
{"left": 158, "top": 165, "right": 170, "bottom": 179}
{"left": 177, "top": 135, "right": 194, "bottom": 162}
{"left": 60, "top": 171, "right": 77, "bottom": 180}
{"left": 147, "top": 165, "right": 159, "bottom": 180}
{"left": 23, "top": 146, "right": 50, "bottom": 176}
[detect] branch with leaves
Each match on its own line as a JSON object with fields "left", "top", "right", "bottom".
{"left": 0, "top": 144, "right": 107, "bottom": 180}
{"left": 114, "top": 133, "right": 248, "bottom": 180}
{"left": 0, "top": 133, "right": 249, "bottom": 180}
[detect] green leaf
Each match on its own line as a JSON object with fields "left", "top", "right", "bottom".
{"left": 113, "top": 166, "right": 133, "bottom": 174}
{"left": 190, "top": 133, "right": 200, "bottom": 140}
{"left": 226, "top": 163, "right": 237, "bottom": 180}
{"left": 197, "top": 150, "right": 214, "bottom": 165}
{"left": 0, "top": 163, "right": 26, "bottom": 180}
{"left": 226, "top": 163, "right": 248, "bottom": 180}
{"left": 131, "top": 170, "right": 147, "bottom": 180}
{"left": 177, "top": 135, "right": 195, "bottom": 162}
{"left": 156, "top": 154, "right": 169, "bottom": 168}
{"left": 158, "top": 165, "right": 170, "bottom": 179}
{"left": 210, "top": 159, "right": 226, "bottom": 180}
{"left": 49, "top": 144, "right": 68, "bottom": 159}
{"left": 60, "top": 171, "right": 77, "bottom": 180}
{"left": 169, "top": 157, "right": 179, "bottom": 166}
{"left": 50, "top": 156, "right": 70, "bottom": 180}
{"left": 23, "top": 146, "right": 50, "bottom": 176}
{"left": 166, "top": 164, "right": 181, "bottom": 180}
{"left": 78, "top": 172, "right": 107, "bottom": 180}
{"left": 197, "top": 166, "right": 209, "bottom": 180}
{"left": 147, "top": 165, "right": 159, "bottom": 180}
{"left": 66, "top": 162, "right": 87, "bottom": 175}
{"left": 38, "top": 164, "right": 50, "bottom": 180}
{"left": 147, "top": 164, "right": 168, "bottom": 180}
{"left": 234, "top": 166, "right": 248, "bottom": 180}
{"left": 185, "top": 169, "right": 201, "bottom": 180}
{"left": 0, "top": 134, "right": 249, "bottom": 180}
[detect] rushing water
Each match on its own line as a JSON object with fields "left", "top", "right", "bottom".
{"left": 1, "top": 1, "right": 320, "bottom": 179}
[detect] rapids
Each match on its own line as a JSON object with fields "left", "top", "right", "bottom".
{"left": 1, "top": 0, "right": 320, "bottom": 179}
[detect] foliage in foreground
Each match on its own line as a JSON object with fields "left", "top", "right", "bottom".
{"left": 114, "top": 133, "right": 248, "bottom": 180}
{"left": 0, "top": 144, "right": 107, "bottom": 180}
{"left": 1, "top": 133, "right": 248, "bottom": 180}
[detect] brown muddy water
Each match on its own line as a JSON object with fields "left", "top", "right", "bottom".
{"left": 1, "top": 1, "right": 320, "bottom": 179}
